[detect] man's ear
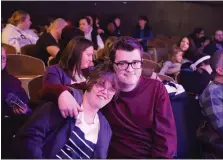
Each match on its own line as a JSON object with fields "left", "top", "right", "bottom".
{"left": 216, "top": 68, "right": 223, "bottom": 76}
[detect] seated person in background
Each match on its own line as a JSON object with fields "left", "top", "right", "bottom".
{"left": 188, "top": 27, "right": 205, "bottom": 49}
{"left": 48, "top": 25, "right": 84, "bottom": 66}
{"left": 106, "top": 16, "right": 121, "bottom": 37}
{"left": 79, "top": 16, "right": 104, "bottom": 50}
{"left": 1, "top": 45, "right": 31, "bottom": 158}
{"left": 13, "top": 63, "right": 118, "bottom": 159}
{"left": 43, "top": 37, "right": 94, "bottom": 86}
{"left": 131, "top": 15, "right": 153, "bottom": 52}
{"left": 2, "top": 10, "right": 39, "bottom": 53}
{"left": 197, "top": 51, "right": 223, "bottom": 158}
{"left": 34, "top": 18, "right": 68, "bottom": 66}
{"left": 203, "top": 30, "right": 223, "bottom": 57}
{"left": 159, "top": 45, "right": 183, "bottom": 77}
{"left": 180, "top": 54, "right": 213, "bottom": 98}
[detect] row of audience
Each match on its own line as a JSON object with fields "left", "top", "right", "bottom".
{"left": 1, "top": 9, "right": 223, "bottom": 159}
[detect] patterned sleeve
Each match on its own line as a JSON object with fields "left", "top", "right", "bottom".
{"left": 200, "top": 83, "right": 223, "bottom": 139}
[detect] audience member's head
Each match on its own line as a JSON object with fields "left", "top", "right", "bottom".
{"left": 113, "top": 16, "right": 121, "bottom": 27}
{"left": 1, "top": 46, "right": 7, "bottom": 70}
{"left": 138, "top": 15, "right": 149, "bottom": 29}
{"left": 110, "top": 36, "right": 143, "bottom": 90}
{"left": 59, "top": 26, "right": 84, "bottom": 51}
{"left": 191, "top": 27, "right": 204, "bottom": 39}
{"left": 48, "top": 18, "right": 68, "bottom": 41}
{"left": 8, "top": 10, "right": 31, "bottom": 30}
{"left": 211, "top": 51, "right": 223, "bottom": 79}
{"left": 59, "top": 37, "right": 94, "bottom": 80}
{"left": 169, "top": 45, "right": 183, "bottom": 63}
{"left": 214, "top": 30, "right": 223, "bottom": 43}
{"left": 179, "top": 37, "right": 190, "bottom": 52}
{"left": 85, "top": 63, "right": 119, "bottom": 107}
{"left": 86, "top": 16, "right": 93, "bottom": 27}
{"left": 79, "top": 16, "right": 91, "bottom": 34}
{"left": 45, "top": 17, "right": 56, "bottom": 31}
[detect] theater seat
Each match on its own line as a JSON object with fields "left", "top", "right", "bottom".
{"left": 2, "top": 43, "right": 17, "bottom": 55}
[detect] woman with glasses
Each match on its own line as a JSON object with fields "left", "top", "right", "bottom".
{"left": 13, "top": 63, "right": 119, "bottom": 159}
{"left": 2, "top": 10, "right": 39, "bottom": 53}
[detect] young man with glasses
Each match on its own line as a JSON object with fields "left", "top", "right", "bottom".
{"left": 38, "top": 37, "right": 177, "bottom": 158}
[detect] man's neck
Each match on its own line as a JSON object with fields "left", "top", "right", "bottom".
{"left": 50, "top": 31, "right": 59, "bottom": 43}
{"left": 82, "top": 94, "right": 98, "bottom": 124}
{"left": 86, "top": 27, "right": 92, "bottom": 34}
{"left": 120, "top": 81, "right": 139, "bottom": 92}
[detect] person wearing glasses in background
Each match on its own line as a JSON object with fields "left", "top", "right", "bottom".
{"left": 2, "top": 10, "right": 39, "bottom": 53}
{"left": 37, "top": 37, "right": 177, "bottom": 158}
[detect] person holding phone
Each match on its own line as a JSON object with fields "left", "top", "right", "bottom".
{"left": 1, "top": 45, "right": 31, "bottom": 158}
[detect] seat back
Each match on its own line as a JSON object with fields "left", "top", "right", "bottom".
{"left": 6, "top": 54, "right": 45, "bottom": 77}
{"left": 142, "top": 59, "right": 161, "bottom": 73}
{"left": 28, "top": 75, "right": 43, "bottom": 101}
{"left": 142, "top": 52, "right": 152, "bottom": 60}
{"left": 2, "top": 43, "right": 17, "bottom": 55}
{"left": 20, "top": 44, "right": 36, "bottom": 57}
{"left": 158, "top": 74, "right": 175, "bottom": 82}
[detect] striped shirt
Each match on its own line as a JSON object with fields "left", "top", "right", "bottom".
{"left": 56, "top": 111, "right": 100, "bottom": 159}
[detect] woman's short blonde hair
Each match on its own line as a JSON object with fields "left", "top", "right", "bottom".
{"left": 8, "top": 10, "right": 29, "bottom": 26}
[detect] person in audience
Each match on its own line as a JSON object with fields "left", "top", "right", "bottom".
{"left": 2, "top": 10, "right": 39, "bottom": 53}
{"left": 177, "top": 36, "right": 196, "bottom": 62}
{"left": 95, "top": 36, "right": 117, "bottom": 65}
{"left": 39, "top": 36, "right": 177, "bottom": 158}
{"left": 43, "top": 37, "right": 94, "bottom": 86}
{"left": 188, "top": 27, "right": 205, "bottom": 49}
{"left": 203, "top": 30, "right": 223, "bottom": 56}
{"left": 49, "top": 25, "right": 85, "bottom": 65}
{"left": 1, "top": 45, "right": 31, "bottom": 158}
{"left": 197, "top": 36, "right": 210, "bottom": 53}
{"left": 79, "top": 16, "right": 104, "bottom": 50}
{"left": 180, "top": 54, "right": 213, "bottom": 98}
{"left": 197, "top": 51, "right": 223, "bottom": 158}
{"left": 34, "top": 18, "right": 68, "bottom": 66}
{"left": 159, "top": 45, "right": 183, "bottom": 77}
{"left": 13, "top": 63, "right": 118, "bottom": 159}
{"left": 131, "top": 15, "right": 153, "bottom": 52}
{"left": 106, "top": 16, "right": 121, "bottom": 37}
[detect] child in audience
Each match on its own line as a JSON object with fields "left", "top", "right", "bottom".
{"left": 159, "top": 45, "right": 183, "bottom": 77}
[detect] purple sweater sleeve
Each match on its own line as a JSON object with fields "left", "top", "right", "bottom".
{"left": 152, "top": 82, "right": 177, "bottom": 158}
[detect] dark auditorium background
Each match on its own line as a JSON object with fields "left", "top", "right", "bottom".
{"left": 2, "top": 1, "right": 223, "bottom": 36}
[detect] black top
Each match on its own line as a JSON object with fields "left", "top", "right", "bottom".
{"left": 35, "top": 32, "right": 59, "bottom": 66}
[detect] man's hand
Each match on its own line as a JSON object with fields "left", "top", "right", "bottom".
{"left": 58, "top": 91, "right": 83, "bottom": 118}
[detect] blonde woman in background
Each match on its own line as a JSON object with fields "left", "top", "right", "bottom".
{"left": 2, "top": 10, "right": 39, "bottom": 53}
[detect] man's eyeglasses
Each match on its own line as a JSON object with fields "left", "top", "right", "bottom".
{"left": 113, "top": 60, "right": 142, "bottom": 70}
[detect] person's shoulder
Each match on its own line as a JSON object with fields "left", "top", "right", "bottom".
{"left": 140, "top": 76, "right": 164, "bottom": 89}
{"left": 46, "top": 65, "right": 62, "bottom": 72}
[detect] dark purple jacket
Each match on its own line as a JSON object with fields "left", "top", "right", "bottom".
{"left": 13, "top": 88, "right": 112, "bottom": 159}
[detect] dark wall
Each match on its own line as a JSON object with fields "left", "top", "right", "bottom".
{"left": 2, "top": 1, "right": 223, "bottom": 37}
